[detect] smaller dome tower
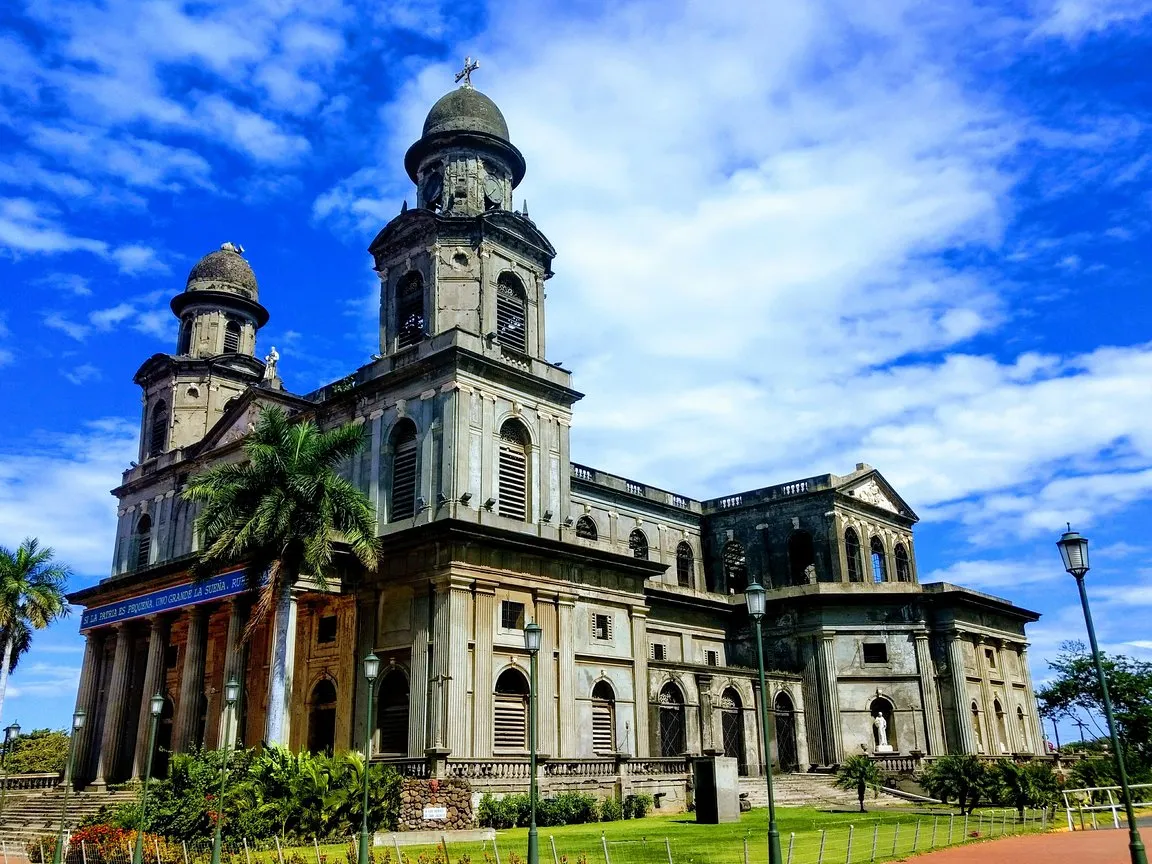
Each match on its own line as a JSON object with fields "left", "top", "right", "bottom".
{"left": 171, "top": 242, "right": 270, "bottom": 358}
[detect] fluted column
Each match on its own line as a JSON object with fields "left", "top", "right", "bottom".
{"left": 1019, "top": 645, "right": 1043, "bottom": 753}
{"left": 72, "top": 630, "right": 107, "bottom": 785}
{"left": 133, "top": 616, "right": 170, "bottom": 778}
{"left": 94, "top": 624, "right": 133, "bottom": 784}
{"left": 913, "top": 631, "right": 945, "bottom": 755}
{"left": 975, "top": 638, "right": 1001, "bottom": 753}
{"left": 816, "top": 634, "right": 843, "bottom": 763}
{"left": 353, "top": 593, "right": 377, "bottom": 753}
{"left": 696, "top": 673, "right": 713, "bottom": 752}
{"left": 800, "top": 638, "right": 825, "bottom": 764}
{"left": 264, "top": 591, "right": 299, "bottom": 747}
{"left": 557, "top": 594, "right": 577, "bottom": 756}
{"left": 947, "top": 632, "right": 978, "bottom": 754}
{"left": 409, "top": 590, "right": 431, "bottom": 756}
{"left": 536, "top": 593, "right": 558, "bottom": 757}
{"left": 445, "top": 579, "right": 471, "bottom": 755}
{"left": 630, "top": 607, "right": 650, "bottom": 756}
{"left": 219, "top": 600, "right": 247, "bottom": 748}
{"left": 173, "top": 606, "right": 208, "bottom": 752}
{"left": 472, "top": 582, "right": 496, "bottom": 757}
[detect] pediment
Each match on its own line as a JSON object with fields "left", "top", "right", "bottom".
{"left": 196, "top": 388, "right": 308, "bottom": 454}
{"left": 838, "top": 472, "right": 918, "bottom": 521}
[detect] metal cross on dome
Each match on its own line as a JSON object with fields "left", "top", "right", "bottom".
{"left": 455, "top": 56, "right": 479, "bottom": 88}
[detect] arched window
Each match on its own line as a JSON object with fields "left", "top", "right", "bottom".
{"left": 177, "top": 318, "right": 192, "bottom": 355}
{"left": 395, "top": 272, "right": 425, "bottom": 349}
{"left": 994, "top": 699, "right": 1009, "bottom": 754}
{"left": 722, "top": 542, "right": 747, "bottom": 593}
{"left": 575, "top": 516, "right": 597, "bottom": 540}
{"left": 971, "top": 701, "right": 984, "bottom": 752}
{"left": 148, "top": 401, "right": 168, "bottom": 458}
{"left": 676, "top": 542, "right": 693, "bottom": 588}
{"left": 773, "top": 692, "right": 798, "bottom": 771}
{"left": 377, "top": 668, "right": 410, "bottom": 755}
{"left": 869, "top": 696, "right": 896, "bottom": 751}
{"left": 494, "top": 668, "right": 530, "bottom": 751}
{"left": 134, "top": 514, "right": 152, "bottom": 570}
{"left": 658, "top": 682, "right": 686, "bottom": 757}
{"left": 223, "top": 319, "right": 241, "bottom": 353}
{"left": 788, "top": 531, "right": 815, "bottom": 585}
{"left": 591, "top": 681, "right": 616, "bottom": 754}
{"left": 844, "top": 528, "right": 863, "bottom": 582}
{"left": 307, "top": 679, "right": 337, "bottom": 755}
{"left": 389, "top": 420, "right": 418, "bottom": 522}
{"left": 496, "top": 273, "right": 528, "bottom": 354}
{"left": 1016, "top": 706, "right": 1030, "bottom": 752}
{"left": 497, "top": 420, "right": 529, "bottom": 520}
{"left": 870, "top": 537, "right": 888, "bottom": 583}
{"left": 719, "top": 687, "right": 746, "bottom": 774}
{"left": 894, "top": 543, "right": 911, "bottom": 582}
{"left": 628, "top": 529, "right": 648, "bottom": 560}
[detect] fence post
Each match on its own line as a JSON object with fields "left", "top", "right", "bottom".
{"left": 601, "top": 832, "right": 611, "bottom": 864}
{"left": 40, "top": 842, "right": 46, "bottom": 864}
{"left": 1, "top": 839, "right": 6, "bottom": 864}
{"left": 948, "top": 814, "right": 954, "bottom": 845}
{"left": 155, "top": 837, "right": 163, "bottom": 864}
{"left": 845, "top": 825, "right": 854, "bottom": 864}
{"left": 816, "top": 829, "right": 826, "bottom": 864}
{"left": 549, "top": 835, "right": 559, "bottom": 864}
{"left": 788, "top": 832, "right": 796, "bottom": 864}
{"left": 870, "top": 824, "right": 878, "bottom": 862}
{"left": 978, "top": 812, "right": 983, "bottom": 836}
{"left": 392, "top": 836, "right": 402, "bottom": 864}
{"left": 743, "top": 838, "right": 749, "bottom": 864}
{"left": 491, "top": 835, "right": 501, "bottom": 864}
{"left": 912, "top": 821, "right": 920, "bottom": 852}
{"left": 244, "top": 838, "right": 252, "bottom": 864}
{"left": 274, "top": 838, "right": 284, "bottom": 864}
{"left": 182, "top": 841, "right": 189, "bottom": 864}
{"left": 963, "top": 813, "right": 968, "bottom": 839}
{"left": 313, "top": 837, "right": 322, "bottom": 864}
{"left": 1109, "top": 789, "right": 1120, "bottom": 830}
{"left": 666, "top": 837, "right": 674, "bottom": 864}
{"left": 891, "top": 823, "right": 899, "bottom": 856}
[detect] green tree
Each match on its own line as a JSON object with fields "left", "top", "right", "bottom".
{"left": 991, "top": 760, "right": 1058, "bottom": 818}
{"left": 834, "top": 755, "right": 884, "bottom": 812}
{"left": 183, "top": 406, "right": 378, "bottom": 745}
{"left": 3, "top": 728, "right": 70, "bottom": 774}
{"left": 1036, "top": 640, "right": 1152, "bottom": 770}
{"left": 0, "top": 539, "right": 71, "bottom": 727}
{"left": 920, "top": 754, "right": 989, "bottom": 814}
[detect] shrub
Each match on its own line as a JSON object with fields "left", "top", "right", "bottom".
{"left": 598, "top": 796, "right": 622, "bottom": 822}
{"left": 621, "top": 793, "right": 653, "bottom": 820}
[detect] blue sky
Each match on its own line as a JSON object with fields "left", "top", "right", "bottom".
{"left": 0, "top": 0, "right": 1150, "bottom": 742}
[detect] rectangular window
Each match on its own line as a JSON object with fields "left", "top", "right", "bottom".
{"left": 862, "top": 643, "right": 888, "bottom": 664}
{"left": 705, "top": 649, "right": 720, "bottom": 667}
{"left": 317, "top": 615, "right": 338, "bottom": 644}
{"left": 985, "top": 648, "right": 997, "bottom": 669}
{"left": 592, "top": 612, "right": 613, "bottom": 641}
{"left": 501, "top": 601, "right": 525, "bottom": 631}
{"left": 649, "top": 642, "right": 667, "bottom": 661}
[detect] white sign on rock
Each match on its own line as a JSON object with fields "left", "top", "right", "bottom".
{"left": 423, "top": 806, "right": 448, "bottom": 821}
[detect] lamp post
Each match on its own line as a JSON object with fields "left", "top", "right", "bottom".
{"left": 210, "top": 679, "right": 241, "bottom": 864}
{"left": 524, "top": 621, "right": 542, "bottom": 864}
{"left": 0, "top": 720, "right": 21, "bottom": 825}
{"left": 53, "top": 710, "right": 85, "bottom": 864}
{"left": 132, "top": 694, "right": 165, "bottom": 864}
{"left": 359, "top": 653, "right": 380, "bottom": 864}
{"left": 1057, "top": 527, "right": 1147, "bottom": 864}
{"left": 745, "top": 581, "right": 782, "bottom": 864}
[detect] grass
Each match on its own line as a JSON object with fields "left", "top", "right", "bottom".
{"left": 237, "top": 805, "right": 1049, "bottom": 864}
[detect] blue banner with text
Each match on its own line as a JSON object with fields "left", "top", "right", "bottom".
{"left": 80, "top": 570, "right": 249, "bottom": 629}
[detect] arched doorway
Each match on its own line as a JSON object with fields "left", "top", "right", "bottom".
{"left": 718, "top": 688, "right": 746, "bottom": 775}
{"left": 658, "top": 682, "right": 686, "bottom": 757}
{"left": 307, "top": 679, "right": 337, "bottom": 755}
{"left": 591, "top": 681, "right": 616, "bottom": 754}
{"left": 377, "top": 668, "right": 410, "bottom": 755}
{"left": 869, "top": 697, "right": 896, "bottom": 752}
{"left": 773, "top": 692, "right": 798, "bottom": 772}
{"left": 494, "top": 668, "right": 530, "bottom": 752}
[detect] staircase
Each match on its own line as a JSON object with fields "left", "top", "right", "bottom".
{"left": 739, "top": 773, "right": 906, "bottom": 810}
{"left": 0, "top": 787, "right": 137, "bottom": 846}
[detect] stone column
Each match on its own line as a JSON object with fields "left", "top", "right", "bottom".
{"left": 629, "top": 607, "right": 650, "bottom": 757}
{"left": 1019, "top": 645, "right": 1043, "bottom": 753}
{"left": 408, "top": 590, "right": 431, "bottom": 756}
{"left": 219, "top": 600, "right": 247, "bottom": 748}
{"left": 133, "top": 616, "right": 170, "bottom": 778}
{"left": 71, "top": 630, "right": 107, "bottom": 785}
{"left": 536, "top": 593, "right": 559, "bottom": 757}
{"left": 264, "top": 591, "right": 299, "bottom": 746}
{"left": 947, "top": 632, "right": 978, "bottom": 754}
{"left": 472, "top": 582, "right": 497, "bottom": 757}
{"left": 557, "top": 594, "right": 577, "bottom": 756}
{"left": 94, "top": 624, "right": 133, "bottom": 784}
{"left": 815, "top": 634, "right": 843, "bottom": 764}
{"left": 695, "top": 673, "right": 714, "bottom": 752}
{"left": 353, "top": 593, "right": 377, "bottom": 753}
{"left": 799, "top": 638, "right": 825, "bottom": 765}
{"left": 173, "top": 606, "right": 208, "bottom": 753}
{"left": 445, "top": 579, "right": 471, "bottom": 754}
{"left": 913, "top": 631, "right": 945, "bottom": 755}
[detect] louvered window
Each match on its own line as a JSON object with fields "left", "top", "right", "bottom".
{"left": 148, "top": 401, "right": 168, "bottom": 458}
{"left": 389, "top": 422, "right": 418, "bottom": 522}
{"left": 396, "top": 273, "right": 425, "bottom": 349}
{"left": 628, "top": 529, "right": 648, "bottom": 560}
{"left": 377, "top": 670, "right": 409, "bottom": 755}
{"left": 592, "top": 612, "right": 613, "bottom": 641}
{"left": 675, "top": 542, "right": 693, "bottom": 587}
{"left": 649, "top": 642, "right": 667, "bottom": 661}
{"left": 223, "top": 320, "right": 241, "bottom": 353}
{"left": 135, "top": 515, "right": 152, "bottom": 571}
{"left": 705, "top": 649, "right": 720, "bottom": 667}
{"left": 498, "top": 421, "right": 529, "bottom": 520}
{"left": 494, "top": 669, "right": 529, "bottom": 751}
{"left": 575, "top": 516, "right": 597, "bottom": 540}
{"left": 845, "top": 528, "right": 863, "bottom": 582}
{"left": 496, "top": 275, "right": 528, "bottom": 353}
{"left": 591, "top": 682, "right": 615, "bottom": 754}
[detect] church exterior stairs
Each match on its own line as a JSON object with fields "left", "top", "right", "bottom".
{"left": 738, "top": 773, "right": 906, "bottom": 809}
{"left": 0, "top": 787, "right": 137, "bottom": 846}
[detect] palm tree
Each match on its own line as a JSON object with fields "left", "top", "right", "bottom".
{"left": 834, "top": 755, "right": 885, "bottom": 812}
{"left": 0, "top": 539, "right": 72, "bottom": 726}
{"left": 183, "top": 406, "right": 378, "bottom": 744}
{"left": 921, "top": 754, "right": 990, "bottom": 814}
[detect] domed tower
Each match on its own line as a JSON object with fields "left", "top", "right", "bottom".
{"left": 133, "top": 243, "right": 269, "bottom": 460}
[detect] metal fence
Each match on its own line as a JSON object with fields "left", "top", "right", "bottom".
{"left": 11, "top": 810, "right": 1051, "bottom": 864}
{"left": 1061, "top": 783, "right": 1152, "bottom": 831}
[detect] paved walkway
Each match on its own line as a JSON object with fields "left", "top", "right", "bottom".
{"left": 908, "top": 829, "right": 1139, "bottom": 863}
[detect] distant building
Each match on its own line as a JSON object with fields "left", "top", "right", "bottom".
{"left": 67, "top": 78, "right": 1042, "bottom": 799}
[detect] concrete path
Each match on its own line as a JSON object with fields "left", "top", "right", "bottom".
{"left": 907, "top": 829, "right": 1140, "bottom": 863}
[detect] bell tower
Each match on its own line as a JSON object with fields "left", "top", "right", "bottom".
{"left": 133, "top": 243, "right": 269, "bottom": 459}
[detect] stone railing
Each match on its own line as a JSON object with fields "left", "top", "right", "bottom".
{"left": 626, "top": 758, "right": 690, "bottom": 776}
{"left": 543, "top": 759, "right": 617, "bottom": 778}
{"left": 0, "top": 771, "right": 62, "bottom": 790}
{"left": 869, "top": 753, "right": 923, "bottom": 773}
{"left": 447, "top": 759, "right": 533, "bottom": 781}
{"left": 372, "top": 757, "right": 430, "bottom": 778}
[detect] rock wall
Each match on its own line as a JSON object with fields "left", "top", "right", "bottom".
{"left": 398, "top": 778, "right": 473, "bottom": 831}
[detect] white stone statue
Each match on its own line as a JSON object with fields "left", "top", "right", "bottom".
{"left": 873, "top": 713, "right": 893, "bottom": 753}
{"left": 263, "top": 346, "right": 280, "bottom": 380}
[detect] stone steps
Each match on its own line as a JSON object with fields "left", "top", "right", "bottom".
{"left": 0, "top": 788, "right": 137, "bottom": 846}
{"left": 739, "top": 773, "right": 905, "bottom": 810}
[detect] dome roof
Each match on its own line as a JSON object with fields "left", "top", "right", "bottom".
{"left": 422, "top": 86, "right": 510, "bottom": 141}
{"left": 185, "top": 243, "right": 259, "bottom": 300}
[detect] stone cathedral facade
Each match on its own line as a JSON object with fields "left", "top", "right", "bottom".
{"left": 67, "top": 81, "right": 1043, "bottom": 800}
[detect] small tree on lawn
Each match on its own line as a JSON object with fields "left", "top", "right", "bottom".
{"left": 835, "top": 755, "right": 885, "bottom": 812}
{"left": 921, "top": 754, "right": 989, "bottom": 814}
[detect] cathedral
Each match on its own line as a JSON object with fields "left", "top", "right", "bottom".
{"left": 66, "top": 74, "right": 1043, "bottom": 804}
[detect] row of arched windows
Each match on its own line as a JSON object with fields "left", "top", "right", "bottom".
{"left": 574, "top": 518, "right": 698, "bottom": 588}
{"left": 844, "top": 528, "right": 912, "bottom": 583}
{"left": 970, "top": 698, "right": 1032, "bottom": 754}
{"left": 176, "top": 317, "right": 242, "bottom": 356}
{"left": 392, "top": 272, "right": 528, "bottom": 354}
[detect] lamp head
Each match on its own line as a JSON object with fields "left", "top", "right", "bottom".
{"left": 224, "top": 678, "right": 241, "bottom": 706}
{"left": 150, "top": 693, "right": 165, "bottom": 717}
{"left": 1057, "top": 525, "right": 1090, "bottom": 578}
{"left": 744, "top": 580, "right": 766, "bottom": 620}
{"left": 364, "top": 652, "right": 380, "bottom": 683}
{"left": 72, "top": 710, "right": 86, "bottom": 731}
{"left": 4, "top": 721, "right": 20, "bottom": 740}
{"left": 524, "top": 621, "right": 542, "bottom": 654}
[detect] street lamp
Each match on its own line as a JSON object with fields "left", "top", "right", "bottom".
{"left": 524, "top": 621, "right": 542, "bottom": 864}
{"left": 132, "top": 694, "right": 166, "bottom": 864}
{"left": 1057, "top": 528, "right": 1148, "bottom": 864}
{"left": 359, "top": 653, "right": 381, "bottom": 864}
{"left": 210, "top": 679, "right": 241, "bottom": 864}
{"left": 745, "top": 580, "right": 782, "bottom": 864}
{"left": 53, "top": 710, "right": 85, "bottom": 864}
{"left": 0, "top": 720, "right": 21, "bottom": 824}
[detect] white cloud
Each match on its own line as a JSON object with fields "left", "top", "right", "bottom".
{"left": 0, "top": 314, "right": 12, "bottom": 367}
{"left": 43, "top": 313, "right": 90, "bottom": 342}
{"left": 924, "top": 558, "right": 1059, "bottom": 589}
{"left": 62, "top": 363, "right": 101, "bottom": 385}
{"left": 89, "top": 303, "right": 136, "bottom": 330}
{"left": 0, "top": 198, "right": 108, "bottom": 256}
{"left": 37, "top": 273, "right": 92, "bottom": 296}
{"left": 4, "top": 661, "right": 81, "bottom": 700}
{"left": 195, "top": 94, "right": 311, "bottom": 163}
{"left": 1034, "top": 0, "right": 1152, "bottom": 40}
{"left": 110, "top": 244, "right": 168, "bottom": 275}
